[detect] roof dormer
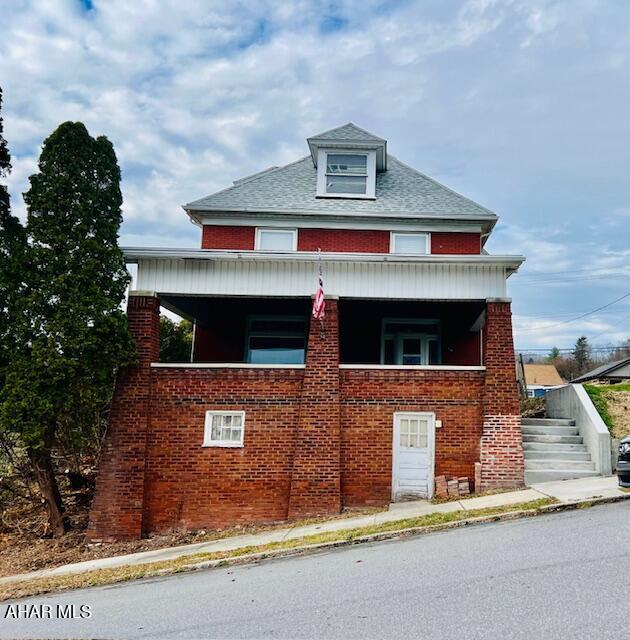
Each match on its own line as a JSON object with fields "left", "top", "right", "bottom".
{"left": 307, "top": 123, "right": 387, "bottom": 200}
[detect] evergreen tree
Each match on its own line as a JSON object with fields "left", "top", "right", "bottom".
{"left": 0, "top": 121, "right": 135, "bottom": 536}
{"left": 160, "top": 316, "right": 193, "bottom": 363}
{"left": 545, "top": 346, "right": 561, "bottom": 362}
{"left": 572, "top": 336, "right": 591, "bottom": 377}
{"left": 0, "top": 88, "right": 28, "bottom": 374}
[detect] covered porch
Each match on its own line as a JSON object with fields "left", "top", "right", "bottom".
{"left": 159, "top": 295, "right": 485, "bottom": 368}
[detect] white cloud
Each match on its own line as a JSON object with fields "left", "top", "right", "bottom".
{"left": 2, "top": 0, "right": 630, "bottom": 351}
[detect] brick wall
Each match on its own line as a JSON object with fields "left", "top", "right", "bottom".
{"left": 340, "top": 369, "right": 484, "bottom": 505}
{"left": 89, "top": 297, "right": 522, "bottom": 539}
{"left": 201, "top": 225, "right": 255, "bottom": 250}
{"left": 480, "top": 301, "right": 524, "bottom": 489}
{"left": 144, "top": 368, "right": 304, "bottom": 532}
{"left": 432, "top": 232, "right": 480, "bottom": 254}
{"left": 297, "top": 229, "right": 389, "bottom": 253}
{"left": 87, "top": 294, "right": 160, "bottom": 541}
{"left": 200, "top": 225, "right": 480, "bottom": 255}
{"left": 288, "top": 299, "right": 342, "bottom": 518}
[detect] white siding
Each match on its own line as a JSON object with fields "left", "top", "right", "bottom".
{"left": 135, "top": 257, "right": 508, "bottom": 300}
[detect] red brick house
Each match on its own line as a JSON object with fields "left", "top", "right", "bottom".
{"left": 88, "top": 123, "right": 525, "bottom": 541}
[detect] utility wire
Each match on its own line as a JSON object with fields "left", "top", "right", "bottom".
{"left": 517, "top": 290, "right": 630, "bottom": 333}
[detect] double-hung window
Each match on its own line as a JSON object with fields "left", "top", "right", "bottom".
{"left": 255, "top": 228, "right": 297, "bottom": 251}
{"left": 203, "top": 411, "right": 245, "bottom": 447}
{"left": 390, "top": 232, "right": 429, "bottom": 255}
{"left": 316, "top": 149, "right": 376, "bottom": 198}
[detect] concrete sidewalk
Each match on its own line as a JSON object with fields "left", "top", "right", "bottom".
{"left": 1, "top": 476, "right": 626, "bottom": 586}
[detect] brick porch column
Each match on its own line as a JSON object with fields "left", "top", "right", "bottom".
{"left": 288, "top": 298, "right": 341, "bottom": 519}
{"left": 479, "top": 299, "right": 525, "bottom": 490}
{"left": 87, "top": 292, "right": 160, "bottom": 541}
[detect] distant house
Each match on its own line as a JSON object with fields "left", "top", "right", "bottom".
{"left": 573, "top": 357, "right": 630, "bottom": 384}
{"left": 523, "top": 364, "right": 564, "bottom": 397}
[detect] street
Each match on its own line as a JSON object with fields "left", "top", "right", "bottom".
{"left": 2, "top": 501, "right": 629, "bottom": 639}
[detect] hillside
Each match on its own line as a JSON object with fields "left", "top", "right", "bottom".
{"left": 584, "top": 384, "right": 630, "bottom": 439}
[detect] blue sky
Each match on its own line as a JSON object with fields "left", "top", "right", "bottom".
{"left": 1, "top": 0, "right": 629, "bottom": 352}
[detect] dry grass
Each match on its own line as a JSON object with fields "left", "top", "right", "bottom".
{"left": 0, "top": 505, "right": 385, "bottom": 578}
{"left": 0, "top": 497, "right": 555, "bottom": 602}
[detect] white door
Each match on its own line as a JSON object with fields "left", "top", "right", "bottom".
{"left": 392, "top": 412, "right": 435, "bottom": 501}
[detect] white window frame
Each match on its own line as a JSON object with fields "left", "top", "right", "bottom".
{"left": 390, "top": 232, "right": 431, "bottom": 255}
{"left": 255, "top": 228, "right": 297, "bottom": 251}
{"left": 380, "top": 318, "right": 441, "bottom": 365}
{"left": 203, "top": 410, "right": 245, "bottom": 448}
{"left": 316, "top": 148, "right": 376, "bottom": 199}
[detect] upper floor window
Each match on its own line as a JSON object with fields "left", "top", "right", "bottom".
{"left": 255, "top": 228, "right": 297, "bottom": 251}
{"left": 316, "top": 149, "right": 376, "bottom": 199}
{"left": 390, "top": 232, "right": 429, "bottom": 255}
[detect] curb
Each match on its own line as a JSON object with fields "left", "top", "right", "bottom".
{"left": 2, "top": 493, "right": 628, "bottom": 599}
{"left": 156, "top": 493, "right": 630, "bottom": 577}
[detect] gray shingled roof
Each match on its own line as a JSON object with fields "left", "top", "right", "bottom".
{"left": 572, "top": 357, "right": 630, "bottom": 382}
{"left": 307, "top": 122, "right": 385, "bottom": 143}
{"left": 185, "top": 154, "right": 496, "bottom": 219}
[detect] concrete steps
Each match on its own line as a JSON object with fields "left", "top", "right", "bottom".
{"left": 524, "top": 469, "right": 601, "bottom": 483}
{"left": 523, "top": 434, "right": 583, "bottom": 444}
{"left": 523, "top": 441, "right": 586, "bottom": 452}
{"left": 522, "top": 425, "right": 578, "bottom": 437}
{"left": 525, "top": 458, "right": 595, "bottom": 470}
{"left": 522, "top": 417, "right": 597, "bottom": 484}
{"left": 525, "top": 450, "right": 591, "bottom": 461}
{"left": 522, "top": 418, "right": 575, "bottom": 427}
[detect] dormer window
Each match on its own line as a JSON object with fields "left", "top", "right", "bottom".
{"left": 326, "top": 154, "right": 367, "bottom": 194}
{"left": 316, "top": 149, "right": 376, "bottom": 199}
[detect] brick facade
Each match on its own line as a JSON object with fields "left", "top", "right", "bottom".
{"left": 87, "top": 294, "right": 160, "bottom": 541}
{"left": 89, "top": 296, "right": 521, "bottom": 540}
{"left": 340, "top": 369, "right": 484, "bottom": 505}
{"left": 297, "top": 229, "right": 389, "bottom": 253}
{"left": 200, "top": 225, "right": 480, "bottom": 255}
{"left": 288, "top": 299, "right": 341, "bottom": 518}
{"left": 431, "top": 232, "right": 480, "bottom": 254}
{"left": 201, "top": 225, "right": 255, "bottom": 250}
{"left": 144, "top": 367, "right": 304, "bottom": 531}
{"left": 480, "top": 301, "right": 525, "bottom": 489}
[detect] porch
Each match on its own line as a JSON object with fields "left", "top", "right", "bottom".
{"left": 159, "top": 295, "right": 486, "bottom": 368}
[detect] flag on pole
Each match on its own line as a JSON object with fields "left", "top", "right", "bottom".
{"left": 312, "top": 250, "right": 325, "bottom": 320}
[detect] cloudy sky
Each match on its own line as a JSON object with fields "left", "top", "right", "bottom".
{"left": 2, "top": 0, "right": 629, "bottom": 353}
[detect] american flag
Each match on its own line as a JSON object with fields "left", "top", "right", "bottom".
{"left": 312, "top": 254, "right": 325, "bottom": 320}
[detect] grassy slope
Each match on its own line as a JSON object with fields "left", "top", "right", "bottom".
{"left": 584, "top": 383, "right": 630, "bottom": 438}
{"left": 584, "top": 385, "right": 614, "bottom": 430}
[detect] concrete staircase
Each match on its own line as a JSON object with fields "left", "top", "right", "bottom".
{"left": 522, "top": 417, "right": 600, "bottom": 484}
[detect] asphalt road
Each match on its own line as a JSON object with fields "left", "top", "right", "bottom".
{"left": 2, "top": 501, "right": 629, "bottom": 640}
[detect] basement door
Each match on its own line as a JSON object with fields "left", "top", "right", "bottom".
{"left": 392, "top": 412, "right": 435, "bottom": 501}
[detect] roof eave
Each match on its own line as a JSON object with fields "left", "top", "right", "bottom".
{"left": 123, "top": 246, "right": 525, "bottom": 270}
{"left": 183, "top": 204, "right": 497, "bottom": 221}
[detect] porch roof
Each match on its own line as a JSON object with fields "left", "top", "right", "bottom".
{"left": 124, "top": 246, "right": 524, "bottom": 271}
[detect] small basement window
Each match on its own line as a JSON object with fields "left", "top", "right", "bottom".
{"left": 203, "top": 411, "right": 245, "bottom": 447}
{"left": 316, "top": 149, "right": 376, "bottom": 199}
{"left": 390, "top": 232, "right": 429, "bottom": 255}
{"left": 256, "top": 228, "right": 297, "bottom": 251}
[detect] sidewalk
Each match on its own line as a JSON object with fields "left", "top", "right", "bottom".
{"left": 1, "top": 476, "right": 626, "bottom": 586}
